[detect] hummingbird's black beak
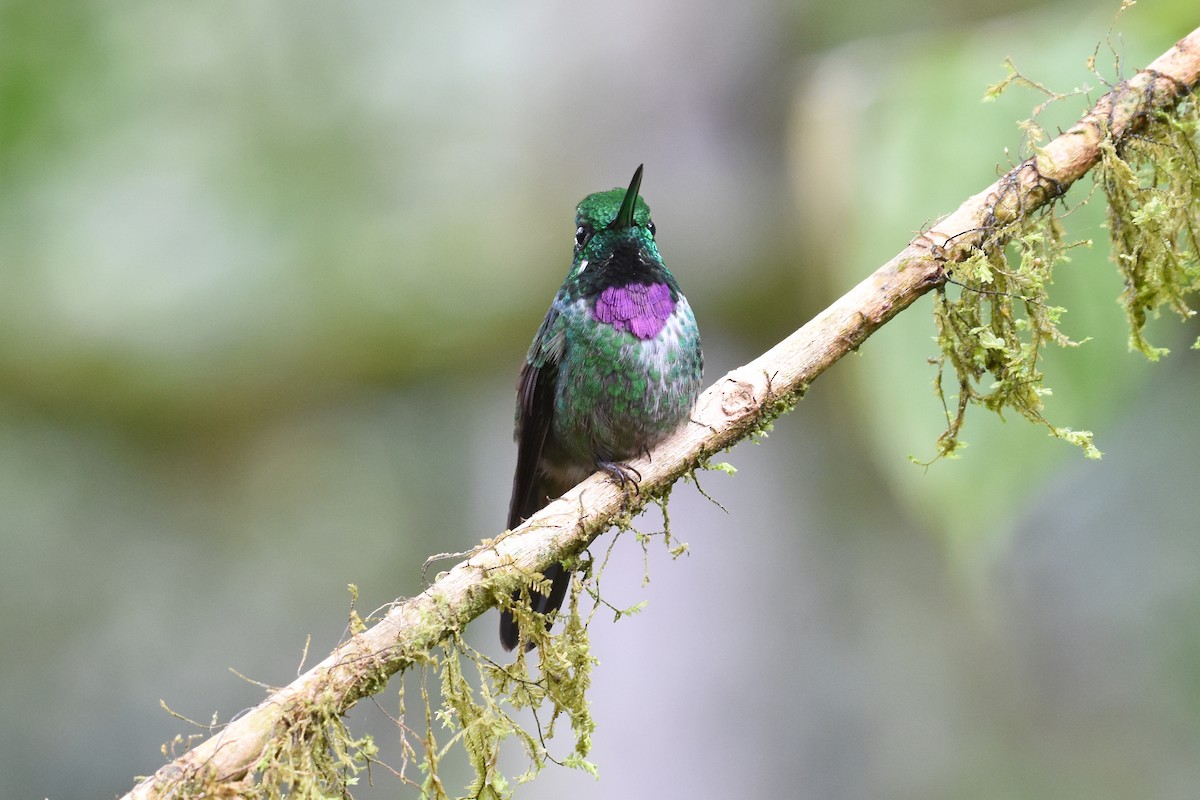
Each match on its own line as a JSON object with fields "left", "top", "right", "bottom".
{"left": 612, "top": 164, "right": 644, "bottom": 229}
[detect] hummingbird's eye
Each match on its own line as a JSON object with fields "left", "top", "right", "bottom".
{"left": 574, "top": 224, "right": 593, "bottom": 253}
{"left": 647, "top": 219, "right": 657, "bottom": 237}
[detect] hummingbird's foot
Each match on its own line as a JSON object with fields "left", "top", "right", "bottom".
{"left": 597, "top": 460, "right": 642, "bottom": 494}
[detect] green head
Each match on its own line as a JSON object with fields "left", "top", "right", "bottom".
{"left": 575, "top": 164, "right": 652, "bottom": 234}
{"left": 568, "top": 165, "right": 665, "bottom": 289}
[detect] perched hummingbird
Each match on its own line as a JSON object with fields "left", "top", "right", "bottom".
{"left": 499, "top": 165, "right": 703, "bottom": 651}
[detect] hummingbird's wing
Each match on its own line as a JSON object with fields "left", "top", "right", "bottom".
{"left": 507, "top": 300, "right": 564, "bottom": 530}
{"left": 507, "top": 360, "right": 556, "bottom": 531}
{"left": 501, "top": 299, "right": 570, "bottom": 651}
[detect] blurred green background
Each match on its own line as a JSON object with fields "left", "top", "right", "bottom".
{"left": 2, "top": 1, "right": 1199, "bottom": 798}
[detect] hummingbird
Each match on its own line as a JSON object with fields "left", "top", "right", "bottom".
{"left": 499, "top": 165, "right": 703, "bottom": 651}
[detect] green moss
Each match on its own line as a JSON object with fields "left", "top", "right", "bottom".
{"left": 926, "top": 67, "right": 1199, "bottom": 462}
{"left": 927, "top": 216, "right": 1098, "bottom": 462}
{"left": 1098, "top": 100, "right": 1200, "bottom": 359}
{"left": 255, "top": 690, "right": 381, "bottom": 799}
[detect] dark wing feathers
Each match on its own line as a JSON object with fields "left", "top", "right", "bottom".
{"left": 500, "top": 302, "right": 571, "bottom": 651}
{"left": 507, "top": 357, "right": 556, "bottom": 531}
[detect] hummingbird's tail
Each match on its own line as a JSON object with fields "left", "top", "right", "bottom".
{"left": 499, "top": 562, "right": 570, "bottom": 652}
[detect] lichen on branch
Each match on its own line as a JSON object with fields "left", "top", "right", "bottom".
{"left": 925, "top": 54, "right": 1200, "bottom": 462}
{"left": 928, "top": 212, "right": 1097, "bottom": 462}
{"left": 1099, "top": 96, "right": 1200, "bottom": 359}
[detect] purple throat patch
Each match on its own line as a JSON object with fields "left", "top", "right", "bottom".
{"left": 592, "top": 282, "right": 675, "bottom": 340}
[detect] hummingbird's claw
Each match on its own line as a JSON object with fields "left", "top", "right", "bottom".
{"left": 597, "top": 460, "right": 642, "bottom": 495}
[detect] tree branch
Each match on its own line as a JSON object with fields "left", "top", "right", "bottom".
{"left": 123, "top": 27, "right": 1200, "bottom": 799}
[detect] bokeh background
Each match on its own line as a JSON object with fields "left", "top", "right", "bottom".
{"left": 3, "top": 1, "right": 1199, "bottom": 798}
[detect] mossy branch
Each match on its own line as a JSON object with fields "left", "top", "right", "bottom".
{"left": 121, "top": 26, "right": 1200, "bottom": 800}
